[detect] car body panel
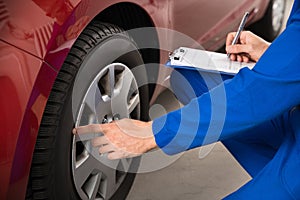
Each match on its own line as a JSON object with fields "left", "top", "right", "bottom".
{"left": 0, "top": 0, "right": 271, "bottom": 199}
{"left": 168, "top": 0, "right": 269, "bottom": 49}
{"left": 0, "top": 40, "right": 57, "bottom": 199}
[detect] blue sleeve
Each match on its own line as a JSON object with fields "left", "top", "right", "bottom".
{"left": 153, "top": 10, "right": 300, "bottom": 155}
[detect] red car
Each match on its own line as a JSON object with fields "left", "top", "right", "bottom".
{"left": 0, "top": 0, "right": 286, "bottom": 199}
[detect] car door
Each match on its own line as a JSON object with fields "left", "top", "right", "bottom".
{"left": 168, "top": 0, "right": 253, "bottom": 50}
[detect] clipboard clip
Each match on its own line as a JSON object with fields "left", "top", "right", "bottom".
{"left": 169, "top": 48, "right": 186, "bottom": 61}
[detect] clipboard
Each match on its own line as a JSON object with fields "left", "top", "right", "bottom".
{"left": 166, "top": 47, "right": 255, "bottom": 75}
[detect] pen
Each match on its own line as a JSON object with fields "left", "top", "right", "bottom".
{"left": 227, "top": 12, "right": 250, "bottom": 58}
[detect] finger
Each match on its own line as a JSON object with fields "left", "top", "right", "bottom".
{"left": 226, "top": 44, "right": 250, "bottom": 55}
{"left": 107, "top": 151, "right": 128, "bottom": 160}
{"left": 230, "top": 54, "right": 237, "bottom": 61}
{"left": 241, "top": 55, "right": 250, "bottom": 63}
{"left": 75, "top": 124, "right": 105, "bottom": 135}
{"left": 237, "top": 55, "right": 243, "bottom": 62}
{"left": 92, "top": 136, "right": 109, "bottom": 147}
{"left": 237, "top": 53, "right": 250, "bottom": 63}
{"left": 99, "top": 144, "right": 116, "bottom": 154}
{"left": 238, "top": 31, "right": 249, "bottom": 44}
{"left": 226, "top": 32, "right": 236, "bottom": 47}
{"left": 108, "top": 149, "right": 142, "bottom": 160}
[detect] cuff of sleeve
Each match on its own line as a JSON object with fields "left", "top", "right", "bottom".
{"left": 152, "top": 115, "right": 181, "bottom": 155}
{"left": 152, "top": 115, "right": 172, "bottom": 154}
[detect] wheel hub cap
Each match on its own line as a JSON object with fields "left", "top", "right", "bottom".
{"left": 72, "top": 63, "right": 140, "bottom": 200}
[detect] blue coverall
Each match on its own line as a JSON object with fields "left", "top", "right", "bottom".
{"left": 152, "top": 1, "right": 300, "bottom": 199}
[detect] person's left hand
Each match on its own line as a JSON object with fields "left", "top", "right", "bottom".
{"left": 73, "top": 119, "right": 157, "bottom": 160}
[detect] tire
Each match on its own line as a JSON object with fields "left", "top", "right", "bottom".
{"left": 27, "top": 22, "right": 149, "bottom": 200}
{"left": 249, "top": 0, "right": 286, "bottom": 41}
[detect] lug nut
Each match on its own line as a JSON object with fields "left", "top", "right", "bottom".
{"left": 102, "top": 118, "right": 108, "bottom": 124}
{"left": 113, "top": 114, "right": 120, "bottom": 120}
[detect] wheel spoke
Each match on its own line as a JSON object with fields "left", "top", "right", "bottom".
{"left": 120, "top": 158, "right": 131, "bottom": 173}
{"left": 118, "top": 69, "right": 134, "bottom": 101}
{"left": 74, "top": 156, "right": 97, "bottom": 188}
{"left": 110, "top": 68, "right": 136, "bottom": 118}
{"left": 128, "top": 93, "right": 140, "bottom": 114}
{"left": 75, "top": 134, "right": 91, "bottom": 142}
{"left": 109, "top": 65, "right": 116, "bottom": 97}
{"left": 82, "top": 172, "right": 102, "bottom": 200}
{"left": 85, "top": 82, "right": 103, "bottom": 115}
{"left": 93, "top": 157, "right": 120, "bottom": 198}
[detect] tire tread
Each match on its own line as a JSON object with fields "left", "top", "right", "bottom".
{"left": 27, "top": 22, "right": 127, "bottom": 199}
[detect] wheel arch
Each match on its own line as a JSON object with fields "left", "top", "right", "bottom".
{"left": 44, "top": 1, "right": 160, "bottom": 80}
{"left": 20, "top": 2, "right": 159, "bottom": 199}
{"left": 93, "top": 2, "right": 160, "bottom": 89}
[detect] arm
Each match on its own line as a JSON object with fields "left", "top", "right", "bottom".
{"left": 74, "top": 8, "right": 300, "bottom": 159}
{"left": 154, "top": 19, "right": 300, "bottom": 155}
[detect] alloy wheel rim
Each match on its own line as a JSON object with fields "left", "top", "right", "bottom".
{"left": 72, "top": 63, "right": 140, "bottom": 200}
{"left": 272, "top": 0, "right": 285, "bottom": 33}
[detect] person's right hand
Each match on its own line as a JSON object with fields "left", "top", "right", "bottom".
{"left": 226, "top": 31, "right": 270, "bottom": 63}
{"left": 73, "top": 118, "right": 157, "bottom": 160}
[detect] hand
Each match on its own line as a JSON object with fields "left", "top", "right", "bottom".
{"left": 73, "top": 119, "right": 157, "bottom": 160}
{"left": 226, "top": 31, "right": 270, "bottom": 62}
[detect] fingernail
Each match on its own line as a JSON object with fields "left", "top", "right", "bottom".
{"left": 72, "top": 128, "right": 77, "bottom": 134}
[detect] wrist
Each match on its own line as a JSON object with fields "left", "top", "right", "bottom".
{"left": 145, "top": 121, "right": 158, "bottom": 151}
{"left": 263, "top": 42, "right": 270, "bottom": 53}
{"left": 256, "top": 42, "right": 270, "bottom": 62}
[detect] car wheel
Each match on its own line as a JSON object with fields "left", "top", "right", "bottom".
{"left": 27, "top": 22, "right": 149, "bottom": 199}
{"left": 249, "top": 0, "right": 286, "bottom": 41}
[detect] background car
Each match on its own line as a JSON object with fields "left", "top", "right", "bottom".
{"left": 0, "top": 0, "right": 286, "bottom": 199}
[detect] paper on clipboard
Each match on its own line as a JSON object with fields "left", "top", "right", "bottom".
{"left": 167, "top": 47, "right": 255, "bottom": 75}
